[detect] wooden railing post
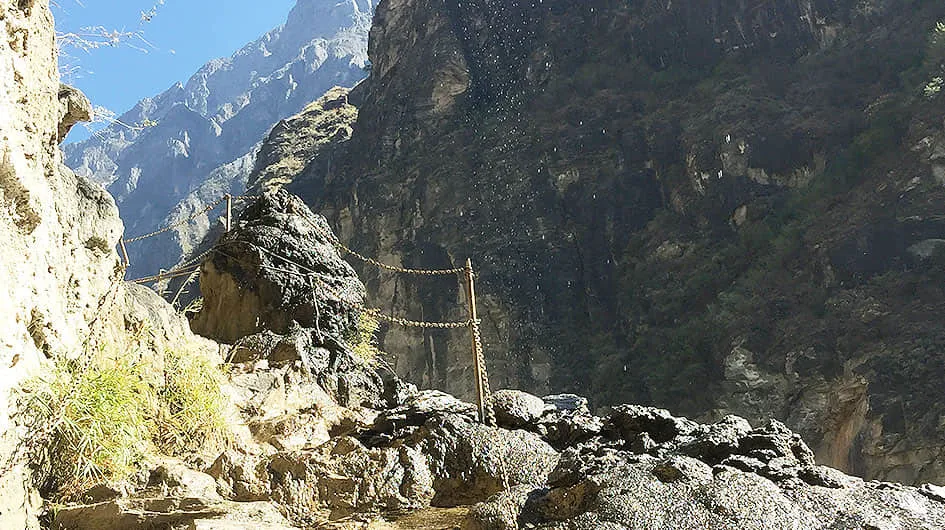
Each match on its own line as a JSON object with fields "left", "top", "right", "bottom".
{"left": 119, "top": 238, "right": 130, "bottom": 267}
{"left": 224, "top": 194, "right": 233, "bottom": 233}
{"left": 465, "top": 258, "right": 487, "bottom": 424}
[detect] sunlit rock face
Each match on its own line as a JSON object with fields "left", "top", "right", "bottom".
{"left": 63, "top": 0, "right": 375, "bottom": 279}
{"left": 257, "top": 0, "right": 945, "bottom": 485}
{"left": 1, "top": 1, "right": 125, "bottom": 527}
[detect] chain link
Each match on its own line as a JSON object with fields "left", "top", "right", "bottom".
{"left": 122, "top": 197, "right": 226, "bottom": 244}
{"left": 291, "top": 198, "right": 466, "bottom": 276}
{"left": 131, "top": 264, "right": 200, "bottom": 284}
{"left": 366, "top": 308, "right": 475, "bottom": 329}
{"left": 177, "top": 246, "right": 216, "bottom": 270}
{"left": 333, "top": 242, "right": 467, "bottom": 276}
{"left": 472, "top": 319, "right": 496, "bottom": 425}
{"left": 128, "top": 246, "right": 216, "bottom": 284}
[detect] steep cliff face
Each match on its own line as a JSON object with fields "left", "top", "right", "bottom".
{"left": 277, "top": 0, "right": 945, "bottom": 484}
{"left": 1, "top": 1, "right": 123, "bottom": 527}
{"left": 62, "top": 0, "right": 374, "bottom": 279}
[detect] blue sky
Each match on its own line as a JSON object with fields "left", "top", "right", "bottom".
{"left": 54, "top": 0, "right": 296, "bottom": 142}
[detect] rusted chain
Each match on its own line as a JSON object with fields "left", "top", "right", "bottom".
{"left": 122, "top": 197, "right": 225, "bottom": 244}
{"left": 129, "top": 246, "right": 216, "bottom": 285}
{"left": 214, "top": 244, "right": 473, "bottom": 329}
{"left": 333, "top": 242, "right": 466, "bottom": 276}
{"left": 290, "top": 197, "right": 465, "bottom": 276}
{"left": 365, "top": 308, "right": 476, "bottom": 329}
{"left": 177, "top": 246, "right": 216, "bottom": 270}
{"left": 131, "top": 264, "right": 200, "bottom": 285}
{"left": 472, "top": 319, "right": 496, "bottom": 424}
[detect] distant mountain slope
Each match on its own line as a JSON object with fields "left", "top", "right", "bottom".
{"left": 64, "top": 0, "right": 374, "bottom": 278}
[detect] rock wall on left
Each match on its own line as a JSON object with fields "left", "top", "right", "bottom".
{"left": 0, "top": 1, "right": 123, "bottom": 527}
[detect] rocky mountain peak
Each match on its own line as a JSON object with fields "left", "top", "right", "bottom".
{"left": 63, "top": 0, "right": 374, "bottom": 281}
{"left": 284, "top": 0, "right": 375, "bottom": 42}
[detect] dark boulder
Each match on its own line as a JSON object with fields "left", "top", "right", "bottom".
{"left": 192, "top": 189, "right": 365, "bottom": 344}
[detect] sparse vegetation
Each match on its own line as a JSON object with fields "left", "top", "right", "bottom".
{"left": 153, "top": 348, "right": 230, "bottom": 455}
{"left": 19, "top": 351, "right": 152, "bottom": 496}
{"left": 18, "top": 336, "right": 230, "bottom": 497}
{"left": 348, "top": 312, "right": 382, "bottom": 365}
{"left": 923, "top": 22, "right": 945, "bottom": 98}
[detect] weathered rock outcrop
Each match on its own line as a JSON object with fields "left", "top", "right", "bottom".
{"left": 466, "top": 400, "right": 945, "bottom": 530}
{"left": 165, "top": 88, "right": 359, "bottom": 308}
{"left": 6, "top": 0, "right": 945, "bottom": 527}
{"left": 1, "top": 1, "right": 125, "bottom": 527}
{"left": 63, "top": 0, "right": 374, "bottom": 280}
{"left": 12, "top": 180, "right": 933, "bottom": 528}
{"left": 187, "top": 203, "right": 945, "bottom": 528}
{"left": 192, "top": 190, "right": 365, "bottom": 344}
{"left": 259, "top": 0, "right": 945, "bottom": 484}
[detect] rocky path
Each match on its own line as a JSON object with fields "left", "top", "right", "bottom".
{"left": 51, "top": 192, "right": 945, "bottom": 529}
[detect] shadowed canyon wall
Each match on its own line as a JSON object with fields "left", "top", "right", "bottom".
{"left": 273, "top": 0, "right": 945, "bottom": 484}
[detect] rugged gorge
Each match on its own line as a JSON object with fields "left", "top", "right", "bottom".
{"left": 6, "top": 1, "right": 945, "bottom": 527}
{"left": 249, "top": 0, "right": 945, "bottom": 486}
{"left": 62, "top": 0, "right": 374, "bottom": 279}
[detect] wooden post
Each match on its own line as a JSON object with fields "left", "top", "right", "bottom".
{"left": 225, "top": 194, "right": 233, "bottom": 233}
{"left": 119, "top": 238, "right": 130, "bottom": 267}
{"left": 465, "top": 258, "right": 487, "bottom": 424}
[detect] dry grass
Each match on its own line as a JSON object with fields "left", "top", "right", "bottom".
{"left": 18, "top": 338, "right": 231, "bottom": 497}
{"left": 348, "top": 312, "right": 383, "bottom": 366}
{"left": 19, "top": 351, "right": 152, "bottom": 496}
{"left": 153, "top": 347, "right": 230, "bottom": 454}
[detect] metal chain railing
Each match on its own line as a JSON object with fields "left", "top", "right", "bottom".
{"left": 326, "top": 240, "right": 467, "bottom": 276}
{"left": 131, "top": 264, "right": 200, "bottom": 285}
{"left": 290, "top": 197, "right": 466, "bottom": 276}
{"left": 120, "top": 192, "right": 464, "bottom": 275}
{"left": 115, "top": 190, "right": 494, "bottom": 424}
{"left": 121, "top": 197, "right": 226, "bottom": 244}
{"left": 214, "top": 243, "right": 475, "bottom": 329}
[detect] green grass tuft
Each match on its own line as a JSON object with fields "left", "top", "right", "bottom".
{"left": 18, "top": 339, "right": 232, "bottom": 497}
{"left": 20, "top": 352, "right": 152, "bottom": 496}
{"left": 348, "top": 312, "right": 383, "bottom": 366}
{"left": 154, "top": 348, "right": 230, "bottom": 454}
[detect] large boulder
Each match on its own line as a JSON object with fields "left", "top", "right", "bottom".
{"left": 492, "top": 389, "right": 548, "bottom": 430}
{"left": 511, "top": 447, "right": 945, "bottom": 529}
{"left": 225, "top": 326, "right": 386, "bottom": 410}
{"left": 603, "top": 405, "right": 822, "bottom": 485}
{"left": 414, "top": 415, "right": 559, "bottom": 506}
{"left": 534, "top": 395, "right": 603, "bottom": 449}
{"left": 192, "top": 190, "right": 365, "bottom": 344}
